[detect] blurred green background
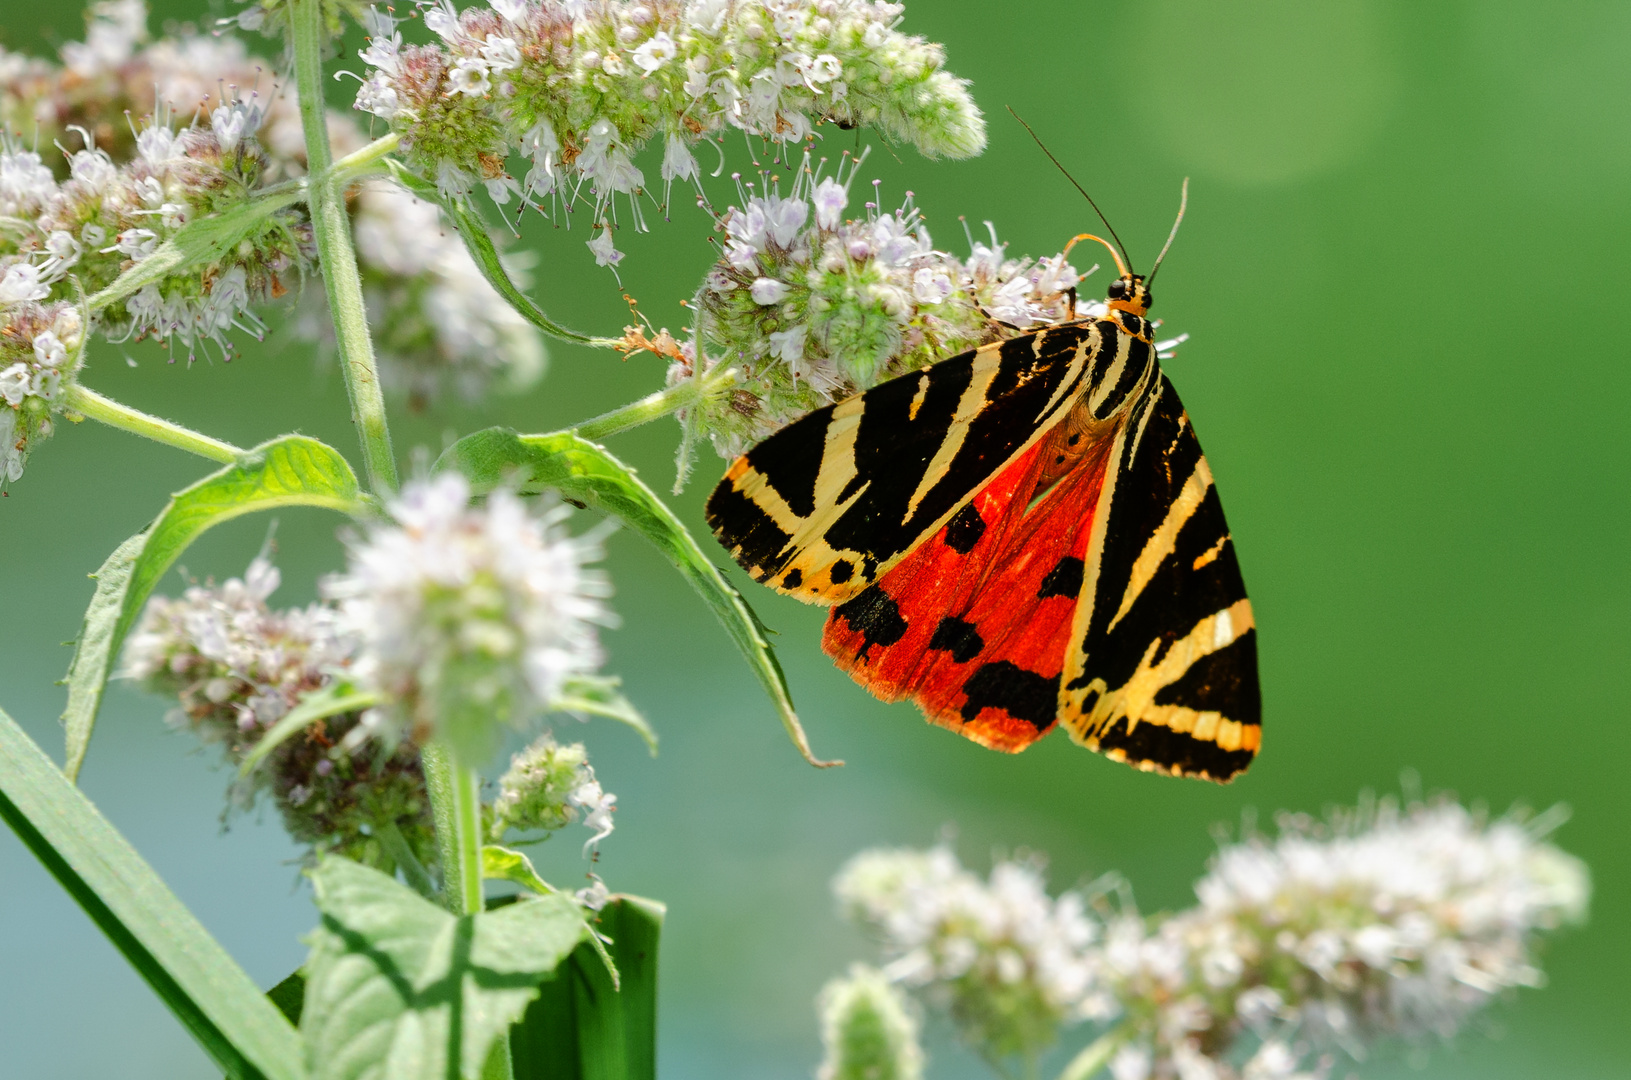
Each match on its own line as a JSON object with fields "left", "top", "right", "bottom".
{"left": 2, "top": 0, "right": 1627, "bottom": 1076}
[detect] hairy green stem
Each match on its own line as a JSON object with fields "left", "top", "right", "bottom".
{"left": 575, "top": 364, "right": 740, "bottom": 441}
{"left": 449, "top": 758, "right": 486, "bottom": 916}
{"left": 328, "top": 132, "right": 401, "bottom": 186}
{"left": 291, "top": 0, "right": 398, "bottom": 495}
{"left": 64, "top": 385, "right": 243, "bottom": 463}
{"left": 420, "top": 742, "right": 461, "bottom": 907}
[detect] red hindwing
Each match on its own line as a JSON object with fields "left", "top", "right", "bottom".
{"left": 821, "top": 426, "right": 1113, "bottom": 752}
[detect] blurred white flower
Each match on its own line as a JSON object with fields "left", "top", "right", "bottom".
{"left": 835, "top": 845, "right": 1098, "bottom": 1066}
{"left": 0, "top": 264, "right": 48, "bottom": 307}
{"left": 325, "top": 473, "right": 615, "bottom": 764}
{"left": 750, "top": 277, "right": 790, "bottom": 305}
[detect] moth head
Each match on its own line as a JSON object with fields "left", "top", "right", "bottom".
{"left": 1063, "top": 233, "right": 1154, "bottom": 316}
{"left": 1105, "top": 274, "right": 1152, "bottom": 316}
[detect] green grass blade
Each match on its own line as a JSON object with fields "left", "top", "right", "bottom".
{"left": 62, "top": 435, "right": 365, "bottom": 781}
{"left": 436, "top": 428, "right": 839, "bottom": 767}
{"left": 0, "top": 705, "right": 306, "bottom": 1080}
{"left": 509, "top": 896, "right": 663, "bottom": 1080}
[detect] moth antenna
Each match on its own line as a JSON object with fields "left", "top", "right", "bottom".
{"left": 1063, "top": 233, "right": 1129, "bottom": 277}
{"left": 1007, "top": 106, "right": 1135, "bottom": 275}
{"left": 1146, "top": 177, "right": 1190, "bottom": 286}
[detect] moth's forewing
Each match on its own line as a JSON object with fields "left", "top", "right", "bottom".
{"left": 706, "top": 324, "right": 1101, "bottom": 603}
{"left": 1060, "top": 372, "right": 1261, "bottom": 781}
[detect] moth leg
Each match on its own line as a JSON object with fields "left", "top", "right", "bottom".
{"left": 961, "top": 286, "right": 1026, "bottom": 336}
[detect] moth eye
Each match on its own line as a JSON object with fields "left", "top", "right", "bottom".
{"left": 1107, "top": 280, "right": 1127, "bottom": 299}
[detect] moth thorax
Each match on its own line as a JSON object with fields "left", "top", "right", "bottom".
{"left": 1036, "top": 395, "right": 1120, "bottom": 492}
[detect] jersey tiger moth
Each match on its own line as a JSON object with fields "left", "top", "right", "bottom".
{"left": 705, "top": 216, "right": 1260, "bottom": 783}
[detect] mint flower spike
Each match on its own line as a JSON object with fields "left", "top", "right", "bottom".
{"left": 490, "top": 732, "right": 618, "bottom": 854}
{"left": 324, "top": 473, "right": 618, "bottom": 768}
{"left": 0, "top": 78, "right": 315, "bottom": 365}
{"left": 352, "top": 0, "right": 987, "bottom": 217}
{"left": 834, "top": 795, "right": 1590, "bottom": 1080}
{"left": 675, "top": 164, "right": 1088, "bottom": 460}
{"left": 1093, "top": 797, "right": 1591, "bottom": 1080}
{"left": 834, "top": 845, "right": 1098, "bottom": 1070}
{"left": 1, "top": 0, "right": 549, "bottom": 406}
{"left": 121, "top": 556, "right": 437, "bottom": 872}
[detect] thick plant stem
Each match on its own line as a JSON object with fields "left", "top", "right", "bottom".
{"left": 422, "top": 741, "right": 484, "bottom": 916}
{"left": 65, "top": 385, "right": 243, "bottom": 463}
{"left": 420, "top": 742, "right": 460, "bottom": 907}
{"left": 449, "top": 759, "right": 485, "bottom": 916}
{"left": 575, "top": 365, "right": 740, "bottom": 440}
{"left": 290, "top": 0, "right": 398, "bottom": 495}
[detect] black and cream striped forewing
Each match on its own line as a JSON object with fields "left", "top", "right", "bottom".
{"left": 707, "top": 323, "right": 1104, "bottom": 604}
{"left": 1060, "top": 371, "right": 1262, "bottom": 780}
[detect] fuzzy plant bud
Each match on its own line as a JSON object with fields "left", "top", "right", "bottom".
{"left": 122, "top": 558, "right": 436, "bottom": 871}
{"left": 324, "top": 474, "right": 616, "bottom": 766}
{"left": 817, "top": 965, "right": 925, "bottom": 1080}
{"left": 490, "top": 733, "right": 616, "bottom": 852}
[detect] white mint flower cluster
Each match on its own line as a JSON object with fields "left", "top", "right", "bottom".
{"left": 833, "top": 797, "right": 1589, "bottom": 1080}
{"left": 1090, "top": 798, "right": 1590, "bottom": 1080}
{"left": 324, "top": 473, "right": 616, "bottom": 766}
{"left": 0, "top": 297, "right": 83, "bottom": 484}
{"left": 490, "top": 733, "right": 617, "bottom": 852}
{"left": 0, "top": 91, "right": 310, "bottom": 362}
{"left": 345, "top": 178, "right": 545, "bottom": 405}
{"left": 835, "top": 845, "right": 1098, "bottom": 1068}
{"left": 675, "top": 161, "right": 1087, "bottom": 458}
{"left": 817, "top": 964, "right": 925, "bottom": 1080}
{"left": 351, "top": 0, "right": 985, "bottom": 221}
{"left": 122, "top": 557, "right": 438, "bottom": 871}
{"left": 1, "top": 0, "right": 545, "bottom": 408}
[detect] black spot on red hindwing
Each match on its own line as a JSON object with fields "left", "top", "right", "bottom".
{"left": 833, "top": 585, "right": 908, "bottom": 661}
{"left": 943, "top": 503, "right": 986, "bottom": 553}
{"left": 928, "top": 617, "right": 984, "bottom": 663}
{"left": 1038, "top": 556, "right": 1084, "bottom": 599}
{"left": 959, "top": 661, "right": 1057, "bottom": 730}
